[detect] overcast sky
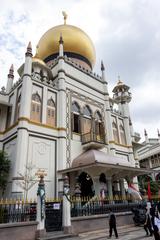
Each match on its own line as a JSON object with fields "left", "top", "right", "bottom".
{"left": 0, "top": 0, "right": 160, "bottom": 142}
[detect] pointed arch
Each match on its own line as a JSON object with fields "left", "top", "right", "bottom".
{"left": 112, "top": 121, "right": 119, "bottom": 143}
{"left": 15, "top": 94, "right": 21, "bottom": 121}
{"left": 94, "top": 110, "right": 104, "bottom": 141}
{"left": 119, "top": 124, "right": 126, "bottom": 145}
{"left": 82, "top": 105, "right": 92, "bottom": 135}
{"left": 30, "top": 92, "right": 42, "bottom": 122}
{"left": 46, "top": 97, "right": 56, "bottom": 126}
{"left": 83, "top": 105, "right": 92, "bottom": 117}
{"left": 71, "top": 101, "right": 81, "bottom": 133}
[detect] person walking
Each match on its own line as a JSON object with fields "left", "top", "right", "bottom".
{"left": 150, "top": 206, "right": 160, "bottom": 240}
{"left": 108, "top": 208, "right": 118, "bottom": 239}
{"left": 144, "top": 207, "right": 153, "bottom": 236}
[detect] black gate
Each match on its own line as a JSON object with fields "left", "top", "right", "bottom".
{"left": 45, "top": 201, "right": 62, "bottom": 232}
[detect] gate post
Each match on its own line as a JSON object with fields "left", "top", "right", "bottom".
{"left": 63, "top": 175, "right": 72, "bottom": 233}
{"left": 36, "top": 169, "right": 47, "bottom": 238}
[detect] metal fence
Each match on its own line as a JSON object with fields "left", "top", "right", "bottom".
{"left": 0, "top": 195, "right": 158, "bottom": 223}
{"left": 0, "top": 199, "right": 36, "bottom": 223}
{"left": 71, "top": 199, "right": 144, "bottom": 217}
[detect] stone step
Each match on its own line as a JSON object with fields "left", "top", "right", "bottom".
{"left": 37, "top": 231, "right": 78, "bottom": 240}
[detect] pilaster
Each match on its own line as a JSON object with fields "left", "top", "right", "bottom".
{"left": 107, "top": 177, "right": 113, "bottom": 200}
{"left": 12, "top": 128, "right": 29, "bottom": 197}
{"left": 119, "top": 178, "right": 126, "bottom": 201}
{"left": 10, "top": 88, "right": 17, "bottom": 125}
{"left": 42, "top": 86, "right": 47, "bottom": 124}
{"left": 57, "top": 48, "right": 67, "bottom": 169}
{"left": 102, "top": 63, "right": 115, "bottom": 155}
{"left": 19, "top": 42, "right": 32, "bottom": 119}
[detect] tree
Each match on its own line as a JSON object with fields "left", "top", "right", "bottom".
{"left": 138, "top": 175, "right": 160, "bottom": 196}
{"left": 15, "top": 163, "right": 37, "bottom": 200}
{"left": 0, "top": 150, "right": 10, "bottom": 195}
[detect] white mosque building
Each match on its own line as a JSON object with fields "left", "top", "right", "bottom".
{"left": 0, "top": 14, "right": 149, "bottom": 199}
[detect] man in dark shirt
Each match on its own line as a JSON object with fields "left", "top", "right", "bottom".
{"left": 108, "top": 208, "right": 118, "bottom": 239}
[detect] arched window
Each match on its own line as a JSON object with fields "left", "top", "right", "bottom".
{"left": 15, "top": 94, "right": 21, "bottom": 121}
{"left": 112, "top": 121, "right": 119, "bottom": 143}
{"left": 30, "top": 92, "right": 41, "bottom": 122}
{"left": 95, "top": 111, "right": 104, "bottom": 139}
{"left": 82, "top": 105, "right": 92, "bottom": 134}
{"left": 72, "top": 102, "right": 81, "bottom": 133}
{"left": 119, "top": 124, "right": 126, "bottom": 145}
{"left": 46, "top": 98, "right": 56, "bottom": 126}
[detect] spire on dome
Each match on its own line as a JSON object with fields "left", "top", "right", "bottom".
{"left": 26, "top": 41, "right": 32, "bottom": 57}
{"left": 144, "top": 129, "right": 147, "bottom": 136}
{"left": 59, "top": 33, "right": 64, "bottom": 44}
{"left": 117, "top": 75, "right": 123, "bottom": 85}
{"left": 158, "top": 129, "right": 160, "bottom": 137}
{"left": 59, "top": 33, "right": 64, "bottom": 57}
{"left": 62, "top": 11, "right": 67, "bottom": 25}
{"left": 101, "top": 61, "right": 105, "bottom": 71}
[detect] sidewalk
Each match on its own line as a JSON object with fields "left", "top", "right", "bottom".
{"left": 77, "top": 225, "right": 153, "bottom": 240}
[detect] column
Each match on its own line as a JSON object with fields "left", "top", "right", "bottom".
{"left": 92, "top": 176, "right": 101, "bottom": 196}
{"left": 107, "top": 177, "right": 113, "bottom": 201}
{"left": 36, "top": 170, "right": 46, "bottom": 238}
{"left": 63, "top": 176, "right": 72, "bottom": 233}
{"left": 120, "top": 178, "right": 126, "bottom": 201}
{"left": 19, "top": 42, "right": 32, "bottom": 119}
{"left": 12, "top": 129, "right": 29, "bottom": 198}
{"left": 57, "top": 57, "right": 67, "bottom": 169}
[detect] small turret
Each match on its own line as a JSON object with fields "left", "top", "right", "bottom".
{"left": 112, "top": 77, "right": 131, "bottom": 117}
{"left": 101, "top": 61, "right": 109, "bottom": 95}
{"left": 144, "top": 129, "right": 149, "bottom": 143}
{"left": 6, "top": 64, "right": 14, "bottom": 93}
{"left": 112, "top": 77, "right": 132, "bottom": 105}
{"left": 25, "top": 41, "right": 32, "bottom": 57}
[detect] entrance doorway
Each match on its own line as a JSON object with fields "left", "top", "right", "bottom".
{"left": 78, "top": 172, "right": 94, "bottom": 198}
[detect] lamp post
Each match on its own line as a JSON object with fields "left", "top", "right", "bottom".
{"left": 35, "top": 169, "right": 47, "bottom": 238}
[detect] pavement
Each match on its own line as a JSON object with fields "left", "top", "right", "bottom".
{"left": 70, "top": 226, "right": 154, "bottom": 240}
{"left": 41, "top": 226, "right": 154, "bottom": 240}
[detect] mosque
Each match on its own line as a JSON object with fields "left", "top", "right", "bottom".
{"left": 0, "top": 13, "right": 150, "bottom": 199}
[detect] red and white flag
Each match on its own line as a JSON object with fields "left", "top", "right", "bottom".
{"left": 128, "top": 183, "right": 142, "bottom": 200}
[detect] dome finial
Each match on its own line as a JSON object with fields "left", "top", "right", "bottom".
{"left": 62, "top": 11, "right": 68, "bottom": 25}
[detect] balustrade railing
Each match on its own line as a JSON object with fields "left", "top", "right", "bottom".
{"left": 81, "top": 131, "right": 105, "bottom": 144}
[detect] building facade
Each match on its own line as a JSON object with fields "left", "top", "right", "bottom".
{"left": 0, "top": 16, "right": 148, "bottom": 199}
{"left": 137, "top": 130, "right": 160, "bottom": 181}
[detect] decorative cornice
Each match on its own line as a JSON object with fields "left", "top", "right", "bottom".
{"left": 0, "top": 118, "right": 66, "bottom": 135}
{"left": 0, "top": 121, "right": 18, "bottom": 135}
{"left": 109, "top": 141, "right": 132, "bottom": 148}
{"left": 18, "top": 117, "right": 66, "bottom": 131}
{"left": 23, "top": 73, "right": 31, "bottom": 78}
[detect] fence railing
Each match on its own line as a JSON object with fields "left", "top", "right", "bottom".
{"left": 0, "top": 195, "right": 160, "bottom": 223}
{"left": 71, "top": 199, "right": 144, "bottom": 217}
{"left": 0, "top": 199, "right": 36, "bottom": 223}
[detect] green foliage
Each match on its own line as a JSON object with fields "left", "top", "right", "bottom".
{"left": 138, "top": 175, "right": 160, "bottom": 195}
{"left": 0, "top": 150, "right": 10, "bottom": 195}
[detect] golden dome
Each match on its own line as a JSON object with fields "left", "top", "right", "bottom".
{"left": 37, "top": 24, "right": 96, "bottom": 69}
{"left": 32, "top": 57, "right": 46, "bottom": 66}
